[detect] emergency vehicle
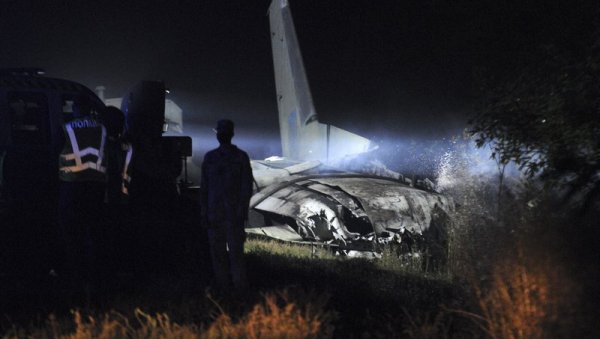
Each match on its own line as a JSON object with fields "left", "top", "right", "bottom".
{"left": 0, "top": 68, "right": 106, "bottom": 215}
{"left": 0, "top": 70, "right": 192, "bottom": 217}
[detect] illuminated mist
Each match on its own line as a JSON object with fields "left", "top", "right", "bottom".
{"left": 182, "top": 115, "right": 516, "bottom": 189}
{"left": 183, "top": 123, "right": 282, "bottom": 184}
{"left": 344, "top": 133, "right": 517, "bottom": 183}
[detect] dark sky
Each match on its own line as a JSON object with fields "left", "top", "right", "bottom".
{"left": 2, "top": 0, "right": 598, "bottom": 161}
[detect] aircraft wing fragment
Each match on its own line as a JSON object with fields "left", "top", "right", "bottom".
{"left": 246, "top": 225, "right": 304, "bottom": 242}
{"left": 249, "top": 173, "right": 454, "bottom": 248}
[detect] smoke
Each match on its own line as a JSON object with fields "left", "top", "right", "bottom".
{"left": 435, "top": 137, "right": 523, "bottom": 195}
{"left": 363, "top": 136, "right": 459, "bottom": 179}
{"left": 345, "top": 133, "right": 523, "bottom": 187}
{"left": 182, "top": 121, "right": 523, "bottom": 189}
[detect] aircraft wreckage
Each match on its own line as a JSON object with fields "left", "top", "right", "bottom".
{"left": 248, "top": 159, "right": 454, "bottom": 256}
{"left": 245, "top": 0, "right": 455, "bottom": 257}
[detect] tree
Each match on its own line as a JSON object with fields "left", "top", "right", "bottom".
{"left": 470, "top": 36, "right": 600, "bottom": 212}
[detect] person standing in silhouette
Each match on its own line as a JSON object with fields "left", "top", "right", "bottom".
{"left": 101, "top": 105, "right": 133, "bottom": 276}
{"left": 200, "top": 119, "right": 253, "bottom": 291}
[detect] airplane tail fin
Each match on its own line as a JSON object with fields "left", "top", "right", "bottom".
{"left": 268, "top": 0, "right": 375, "bottom": 162}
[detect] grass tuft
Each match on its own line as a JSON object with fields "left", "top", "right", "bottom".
{"left": 3, "top": 291, "right": 333, "bottom": 339}
{"left": 204, "top": 291, "right": 333, "bottom": 339}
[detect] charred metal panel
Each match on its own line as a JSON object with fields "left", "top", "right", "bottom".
{"left": 309, "top": 177, "right": 452, "bottom": 235}
{"left": 302, "top": 182, "right": 369, "bottom": 218}
{"left": 253, "top": 183, "right": 361, "bottom": 241}
{"left": 249, "top": 172, "right": 453, "bottom": 247}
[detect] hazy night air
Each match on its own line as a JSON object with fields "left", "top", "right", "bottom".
{"left": 0, "top": 1, "right": 469, "bottom": 159}
{"left": 1, "top": 0, "right": 595, "bottom": 173}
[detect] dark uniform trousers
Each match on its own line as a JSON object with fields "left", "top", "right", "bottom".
{"left": 207, "top": 220, "right": 247, "bottom": 290}
{"left": 58, "top": 180, "right": 105, "bottom": 283}
{"left": 201, "top": 144, "right": 253, "bottom": 291}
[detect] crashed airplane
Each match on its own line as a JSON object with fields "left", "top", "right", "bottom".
{"left": 245, "top": 0, "right": 454, "bottom": 257}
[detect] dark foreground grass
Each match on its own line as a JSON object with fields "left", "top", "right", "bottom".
{"left": 0, "top": 236, "right": 469, "bottom": 338}
{"left": 245, "top": 239, "right": 466, "bottom": 337}
{"left": 3, "top": 179, "right": 597, "bottom": 338}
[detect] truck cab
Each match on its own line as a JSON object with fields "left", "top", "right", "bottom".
{"left": 0, "top": 68, "right": 106, "bottom": 216}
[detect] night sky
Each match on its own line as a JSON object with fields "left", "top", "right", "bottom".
{"left": 2, "top": 0, "right": 597, "bottom": 167}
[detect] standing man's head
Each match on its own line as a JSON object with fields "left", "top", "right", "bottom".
{"left": 214, "top": 119, "right": 234, "bottom": 145}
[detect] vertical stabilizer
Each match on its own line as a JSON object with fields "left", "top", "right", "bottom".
{"left": 269, "top": 0, "right": 321, "bottom": 160}
{"left": 269, "top": 0, "right": 374, "bottom": 162}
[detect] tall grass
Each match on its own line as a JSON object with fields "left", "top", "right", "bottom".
{"left": 246, "top": 236, "right": 438, "bottom": 278}
{"left": 204, "top": 292, "right": 333, "bottom": 339}
{"left": 470, "top": 254, "right": 555, "bottom": 339}
{"left": 245, "top": 237, "right": 335, "bottom": 260}
{"left": 1, "top": 232, "right": 460, "bottom": 338}
{"left": 2, "top": 292, "right": 334, "bottom": 339}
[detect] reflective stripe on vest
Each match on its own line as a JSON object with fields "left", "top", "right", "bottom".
{"left": 59, "top": 121, "right": 107, "bottom": 174}
{"left": 121, "top": 143, "right": 133, "bottom": 195}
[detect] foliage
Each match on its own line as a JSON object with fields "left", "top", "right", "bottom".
{"left": 475, "top": 256, "right": 553, "bottom": 339}
{"left": 438, "top": 141, "right": 591, "bottom": 338}
{"left": 470, "top": 35, "right": 600, "bottom": 210}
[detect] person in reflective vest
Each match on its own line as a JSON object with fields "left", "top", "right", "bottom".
{"left": 59, "top": 114, "right": 107, "bottom": 181}
{"left": 57, "top": 95, "right": 107, "bottom": 291}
